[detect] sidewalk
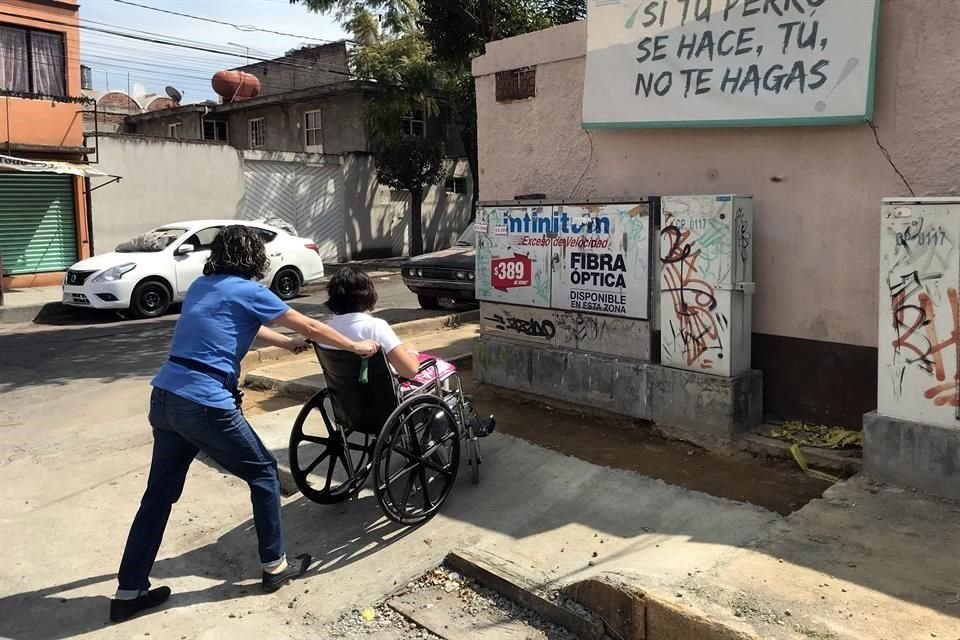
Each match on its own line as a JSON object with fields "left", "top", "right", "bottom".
{"left": 1, "top": 319, "right": 956, "bottom": 639}
{"left": 240, "top": 325, "right": 960, "bottom": 639}
{"left": 0, "top": 286, "right": 65, "bottom": 324}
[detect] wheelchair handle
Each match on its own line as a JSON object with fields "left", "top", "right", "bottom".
{"left": 306, "top": 339, "right": 369, "bottom": 383}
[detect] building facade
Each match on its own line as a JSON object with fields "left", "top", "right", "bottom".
{"left": 0, "top": 0, "right": 92, "bottom": 288}
{"left": 471, "top": 0, "right": 960, "bottom": 430}
{"left": 116, "top": 42, "right": 473, "bottom": 260}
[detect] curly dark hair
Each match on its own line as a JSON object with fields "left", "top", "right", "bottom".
{"left": 203, "top": 225, "right": 270, "bottom": 280}
{"left": 325, "top": 266, "right": 378, "bottom": 315}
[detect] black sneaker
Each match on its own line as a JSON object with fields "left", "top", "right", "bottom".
{"left": 262, "top": 553, "right": 312, "bottom": 593}
{"left": 109, "top": 586, "right": 171, "bottom": 622}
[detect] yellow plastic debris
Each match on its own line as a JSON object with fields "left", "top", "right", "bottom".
{"left": 769, "top": 421, "right": 862, "bottom": 483}
{"left": 361, "top": 608, "right": 376, "bottom": 622}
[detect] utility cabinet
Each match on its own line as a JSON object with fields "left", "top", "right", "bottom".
{"left": 659, "top": 195, "right": 755, "bottom": 378}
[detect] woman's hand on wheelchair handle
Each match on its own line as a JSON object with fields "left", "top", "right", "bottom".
{"left": 352, "top": 339, "right": 380, "bottom": 358}
{"left": 285, "top": 336, "right": 310, "bottom": 354}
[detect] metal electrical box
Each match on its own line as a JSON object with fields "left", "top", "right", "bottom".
{"left": 475, "top": 200, "right": 653, "bottom": 319}
{"left": 878, "top": 197, "right": 960, "bottom": 429}
{"left": 659, "top": 195, "right": 754, "bottom": 378}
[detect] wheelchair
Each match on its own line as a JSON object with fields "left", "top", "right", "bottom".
{"left": 288, "top": 342, "right": 492, "bottom": 525}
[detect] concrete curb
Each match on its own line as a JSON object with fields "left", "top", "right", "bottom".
{"left": 563, "top": 577, "right": 761, "bottom": 640}
{"left": 445, "top": 549, "right": 607, "bottom": 640}
{"left": 0, "top": 301, "right": 75, "bottom": 325}
{"left": 240, "top": 309, "right": 480, "bottom": 375}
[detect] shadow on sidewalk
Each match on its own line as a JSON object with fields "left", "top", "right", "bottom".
{"left": 0, "top": 492, "right": 414, "bottom": 640}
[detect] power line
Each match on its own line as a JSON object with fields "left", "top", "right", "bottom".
{"left": 0, "top": 10, "right": 355, "bottom": 78}
{"left": 109, "top": 0, "right": 343, "bottom": 43}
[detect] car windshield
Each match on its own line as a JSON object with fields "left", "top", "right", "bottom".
{"left": 115, "top": 228, "right": 187, "bottom": 253}
{"left": 455, "top": 226, "right": 475, "bottom": 247}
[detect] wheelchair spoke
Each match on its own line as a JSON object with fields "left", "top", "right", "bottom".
{"left": 399, "top": 471, "right": 417, "bottom": 514}
{"left": 389, "top": 444, "right": 421, "bottom": 464}
{"left": 421, "top": 458, "right": 454, "bottom": 476}
{"left": 387, "top": 460, "right": 419, "bottom": 485}
{"left": 423, "top": 431, "right": 456, "bottom": 455}
{"left": 324, "top": 453, "right": 337, "bottom": 490}
{"left": 419, "top": 466, "right": 431, "bottom": 509}
{"left": 303, "top": 450, "right": 330, "bottom": 476}
{"left": 300, "top": 434, "right": 330, "bottom": 446}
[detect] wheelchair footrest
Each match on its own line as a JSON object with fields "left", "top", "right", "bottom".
{"left": 468, "top": 414, "right": 496, "bottom": 437}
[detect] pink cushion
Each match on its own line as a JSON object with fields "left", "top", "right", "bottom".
{"left": 399, "top": 353, "right": 457, "bottom": 392}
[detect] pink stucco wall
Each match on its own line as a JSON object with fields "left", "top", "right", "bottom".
{"left": 472, "top": 0, "right": 960, "bottom": 350}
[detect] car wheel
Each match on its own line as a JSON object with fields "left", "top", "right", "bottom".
{"left": 417, "top": 294, "right": 441, "bottom": 310}
{"left": 272, "top": 267, "right": 302, "bottom": 301}
{"left": 130, "top": 280, "right": 172, "bottom": 319}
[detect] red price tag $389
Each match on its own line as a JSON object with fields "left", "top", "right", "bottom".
{"left": 491, "top": 254, "right": 532, "bottom": 292}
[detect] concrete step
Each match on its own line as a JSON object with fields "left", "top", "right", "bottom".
{"left": 245, "top": 322, "right": 480, "bottom": 496}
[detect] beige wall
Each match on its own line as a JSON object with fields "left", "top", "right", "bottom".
{"left": 90, "top": 135, "right": 245, "bottom": 254}
{"left": 342, "top": 154, "right": 474, "bottom": 259}
{"left": 472, "top": 0, "right": 960, "bottom": 350}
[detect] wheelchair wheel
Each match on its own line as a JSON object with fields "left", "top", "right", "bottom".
{"left": 373, "top": 395, "right": 460, "bottom": 525}
{"left": 289, "top": 389, "right": 374, "bottom": 504}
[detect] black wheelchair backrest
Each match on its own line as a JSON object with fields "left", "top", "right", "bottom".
{"left": 313, "top": 347, "right": 400, "bottom": 435}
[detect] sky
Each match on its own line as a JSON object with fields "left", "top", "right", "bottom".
{"left": 78, "top": 0, "right": 348, "bottom": 102}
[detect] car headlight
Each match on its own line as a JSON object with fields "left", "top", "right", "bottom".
{"left": 467, "top": 272, "right": 475, "bottom": 281}
{"left": 416, "top": 269, "right": 423, "bottom": 277}
{"left": 92, "top": 263, "right": 136, "bottom": 283}
{"left": 456, "top": 271, "right": 466, "bottom": 280}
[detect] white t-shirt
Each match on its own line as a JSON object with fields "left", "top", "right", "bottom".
{"left": 325, "top": 312, "right": 403, "bottom": 355}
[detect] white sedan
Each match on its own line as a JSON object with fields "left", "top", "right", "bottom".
{"left": 62, "top": 220, "right": 325, "bottom": 318}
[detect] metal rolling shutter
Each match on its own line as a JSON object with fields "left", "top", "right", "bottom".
{"left": 297, "top": 163, "right": 344, "bottom": 263}
{"left": 240, "top": 160, "right": 345, "bottom": 262}
{"left": 0, "top": 173, "right": 77, "bottom": 275}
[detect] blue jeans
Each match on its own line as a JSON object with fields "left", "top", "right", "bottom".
{"left": 116, "top": 388, "right": 285, "bottom": 595}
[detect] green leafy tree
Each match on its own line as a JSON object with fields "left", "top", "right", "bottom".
{"left": 374, "top": 134, "right": 446, "bottom": 256}
{"left": 351, "top": 30, "right": 447, "bottom": 256}
{"left": 293, "top": 0, "right": 585, "bottom": 234}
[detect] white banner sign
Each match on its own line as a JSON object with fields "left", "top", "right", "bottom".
{"left": 0, "top": 154, "right": 108, "bottom": 177}
{"left": 583, "top": 0, "right": 880, "bottom": 128}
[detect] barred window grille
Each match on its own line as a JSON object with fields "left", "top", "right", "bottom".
{"left": 496, "top": 67, "right": 536, "bottom": 102}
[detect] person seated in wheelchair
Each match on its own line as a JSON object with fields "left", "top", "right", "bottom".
{"left": 323, "top": 267, "right": 493, "bottom": 436}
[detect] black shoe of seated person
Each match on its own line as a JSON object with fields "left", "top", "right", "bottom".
{"left": 109, "top": 586, "right": 172, "bottom": 622}
{"left": 262, "top": 553, "right": 312, "bottom": 593}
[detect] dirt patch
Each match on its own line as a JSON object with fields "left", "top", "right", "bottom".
{"left": 461, "top": 369, "right": 832, "bottom": 516}
{"left": 242, "top": 389, "right": 300, "bottom": 416}
{"left": 323, "top": 565, "right": 578, "bottom": 640}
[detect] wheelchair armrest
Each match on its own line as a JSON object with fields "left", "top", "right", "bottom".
{"left": 398, "top": 358, "right": 440, "bottom": 386}
{"left": 416, "top": 358, "right": 438, "bottom": 374}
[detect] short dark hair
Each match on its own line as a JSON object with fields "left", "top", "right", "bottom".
{"left": 326, "top": 266, "right": 378, "bottom": 314}
{"left": 204, "top": 225, "right": 269, "bottom": 280}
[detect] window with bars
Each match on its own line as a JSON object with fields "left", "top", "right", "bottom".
{"left": 496, "top": 66, "right": 536, "bottom": 102}
{"left": 203, "top": 120, "right": 228, "bottom": 142}
{"left": 249, "top": 118, "right": 265, "bottom": 148}
{"left": 304, "top": 109, "right": 322, "bottom": 151}
{"left": 168, "top": 123, "right": 182, "bottom": 139}
{"left": 0, "top": 24, "right": 66, "bottom": 97}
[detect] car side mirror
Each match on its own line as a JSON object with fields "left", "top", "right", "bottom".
{"left": 176, "top": 243, "right": 195, "bottom": 256}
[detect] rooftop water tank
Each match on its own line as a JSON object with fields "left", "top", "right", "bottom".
{"left": 212, "top": 70, "right": 261, "bottom": 102}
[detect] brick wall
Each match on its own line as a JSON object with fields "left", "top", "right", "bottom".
{"left": 232, "top": 42, "right": 350, "bottom": 97}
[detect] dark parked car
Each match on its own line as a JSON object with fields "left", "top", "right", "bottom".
{"left": 402, "top": 227, "right": 476, "bottom": 309}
